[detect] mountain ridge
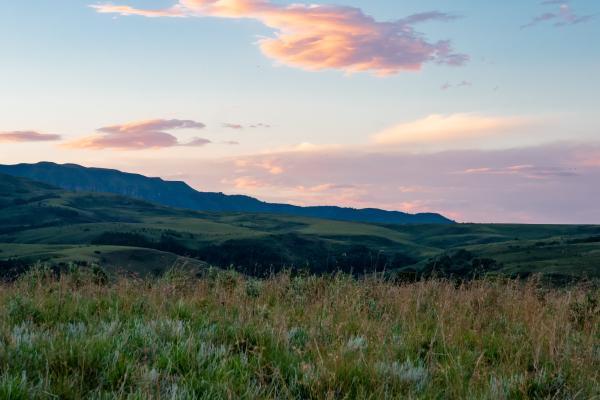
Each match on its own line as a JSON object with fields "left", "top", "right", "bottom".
{"left": 0, "top": 162, "right": 454, "bottom": 225}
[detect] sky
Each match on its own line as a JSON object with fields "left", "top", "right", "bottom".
{"left": 1, "top": 0, "right": 599, "bottom": 223}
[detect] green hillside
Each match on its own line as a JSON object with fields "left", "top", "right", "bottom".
{"left": 1, "top": 173, "right": 599, "bottom": 281}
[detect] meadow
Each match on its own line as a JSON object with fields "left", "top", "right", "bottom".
{"left": 0, "top": 267, "right": 598, "bottom": 399}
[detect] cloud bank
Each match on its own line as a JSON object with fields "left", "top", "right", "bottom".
{"left": 136, "top": 141, "right": 599, "bottom": 224}
{"left": 0, "top": 131, "right": 62, "bottom": 143}
{"left": 67, "top": 119, "right": 209, "bottom": 150}
{"left": 92, "top": 0, "right": 468, "bottom": 75}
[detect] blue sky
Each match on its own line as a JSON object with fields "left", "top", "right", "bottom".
{"left": 1, "top": 0, "right": 599, "bottom": 222}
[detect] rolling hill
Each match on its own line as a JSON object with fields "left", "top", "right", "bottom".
{"left": 0, "top": 162, "right": 453, "bottom": 225}
{"left": 0, "top": 173, "right": 441, "bottom": 276}
{"left": 1, "top": 172, "right": 599, "bottom": 281}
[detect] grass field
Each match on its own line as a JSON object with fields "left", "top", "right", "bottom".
{"left": 0, "top": 268, "right": 598, "bottom": 399}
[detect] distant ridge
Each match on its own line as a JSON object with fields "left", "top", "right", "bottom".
{"left": 0, "top": 162, "right": 454, "bottom": 225}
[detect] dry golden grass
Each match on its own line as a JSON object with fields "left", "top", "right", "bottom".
{"left": 0, "top": 268, "right": 598, "bottom": 399}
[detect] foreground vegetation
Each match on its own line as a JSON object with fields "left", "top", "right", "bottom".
{"left": 0, "top": 268, "right": 598, "bottom": 399}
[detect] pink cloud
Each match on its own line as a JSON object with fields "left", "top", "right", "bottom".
{"left": 90, "top": 4, "right": 187, "bottom": 17}
{"left": 97, "top": 119, "right": 205, "bottom": 133}
{"left": 0, "top": 131, "right": 62, "bottom": 143}
{"left": 92, "top": 0, "right": 467, "bottom": 76}
{"left": 66, "top": 119, "right": 208, "bottom": 150}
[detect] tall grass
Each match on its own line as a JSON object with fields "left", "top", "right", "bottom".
{"left": 0, "top": 267, "right": 598, "bottom": 399}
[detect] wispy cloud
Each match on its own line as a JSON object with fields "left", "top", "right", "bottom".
{"left": 92, "top": 0, "right": 468, "bottom": 76}
{"left": 0, "top": 131, "right": 62, "bottom": 143}
{"left": 249, "top": 123, "right": 271, "bottom": 129}
{"left": 458, "top": 164, "right": 578, "bottom": 179}
{"left": 66, "top": 119, "right": 209, "bottom": 150}
{"left": 440, "top": 80, "right": 472, "bottom": 90}
{"left": 223, "top": 123, "right": 244, "bottom": 130}
{"left": 522, "top": 2, "right": 595, "bottom": 29}
{"left": 185, "top": 137, "right": 212, "bottom": 147}
{"left": 223, "top": 122, "right": 271, "bottom": 130}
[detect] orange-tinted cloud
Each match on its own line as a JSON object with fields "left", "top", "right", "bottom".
{"left": 580, "top": 157, "right": 600, "bottom": 167}
{"left": 235, "top": 158, "right": 284, "bottom": 175}
{"left": 66, "top": 119, "right": 209, "bottom": 150}
{"left": 0, "top": 131, "right": 62, "bottom": 143}
{"left": 372, "top": 114, "right": 532, "bottom": 146}
{"left": 227, "top": 176, "right": 269, "bottom": 190}
{"left": 92, "top": 1, "right": 467, "bottom": 75}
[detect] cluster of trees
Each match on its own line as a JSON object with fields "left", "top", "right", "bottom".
{"left": 91, "top": 231, "right": 417, "bottom": 276}
{"left": 421, "top": 249, "right": 502, "bottom": 280}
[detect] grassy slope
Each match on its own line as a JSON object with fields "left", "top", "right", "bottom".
{"left": 1, "top": 173, "right": 599, "bottom": 278}
{"left": 0, "top": 271, "right": 597, "bottom": 399}
{"left": 0, "top": 244, "right": 207, "bottom": 277}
